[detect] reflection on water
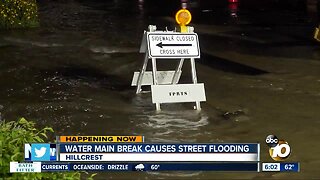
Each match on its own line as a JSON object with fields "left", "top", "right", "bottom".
{"left": 131, "top": 95, "right": 210, "bottom": 142}
{"left": 136, "top": 110, "right": 209, "bottom": 142}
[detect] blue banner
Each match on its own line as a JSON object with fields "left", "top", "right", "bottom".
{"left": 41, "top": 163, "right": 70, "bottom": 171}
{"left": 41, "top": 163, "right": 259, "bottom": 172}
{"left": 280, "top": 163, "right": 299, "bottom": 172}
{"left": 59, "top": 143, "right": 258, "bottom": 153}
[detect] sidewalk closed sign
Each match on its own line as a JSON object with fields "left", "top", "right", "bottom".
{"left": 147, "top": 32, "right": 200, "bottom": 59}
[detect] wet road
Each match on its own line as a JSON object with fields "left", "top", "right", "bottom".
{"left": 1, "top": 0, "right": 320, "bottom": 179}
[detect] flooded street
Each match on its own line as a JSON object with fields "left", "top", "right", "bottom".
{"left": 1, "top": 0, "right": 320, "bottom": 179}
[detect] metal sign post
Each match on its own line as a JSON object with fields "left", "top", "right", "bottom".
{"left": 135, "top": 52, "right": 149, "bottom": 94}
{"left": 190, "top": 57, "right": 201, "bottom": 110}
{"left": 172, "top": 58, "right": 184, "bottom": 85}
{"left": 151, "top": 57, "right": 160, "bottom": 110}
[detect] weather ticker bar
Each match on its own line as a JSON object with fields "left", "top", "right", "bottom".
{"left": 11, "top": 162, "right": 260, "bottom": 172}
{"left": 10, "top": 162, "right": 301, "bottom": 173}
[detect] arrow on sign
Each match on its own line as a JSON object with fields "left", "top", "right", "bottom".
{"left": 156, "top": 42, "right": 192, "bottom": 48}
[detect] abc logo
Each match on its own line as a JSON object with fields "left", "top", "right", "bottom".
{"left": 265, "top": 135, "right": 291, "bottom": 161}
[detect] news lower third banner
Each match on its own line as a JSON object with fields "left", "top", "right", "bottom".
{"left": 57, "top": 136, "right": 144, "bottom": 143}
{"left": 10, "top": 162, "right": 260, "bottom": 172}
{"left": 58, "top": 143, "right": 259, "bottom": 162}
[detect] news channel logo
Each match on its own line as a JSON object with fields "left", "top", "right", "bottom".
{"left": 265, "top": 135, "right": 291, "bottom": 161}
{"left": 25, "top": 144, "right": 56, "bottom": 161}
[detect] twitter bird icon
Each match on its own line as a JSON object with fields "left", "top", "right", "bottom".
{"left": 35, "top": 147, "right": 47, "bottom": 158}
{"left": 31, "top": 144, "right": 51, "bottom": 161}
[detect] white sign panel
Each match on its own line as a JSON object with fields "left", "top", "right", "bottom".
{"left": 262, "top": 163, "right": 281, "bottom": 172}
{"left": 147, "top": 32, "right": 200, "bottom": 58}
{"left": 131, "top": 71, "right": 181, "bottom": 86}
{"left": 10, "top": 162, "right": 42, "bottom": 173}
{"left": 151, "top": 84, "right": 206, "bottom": 103}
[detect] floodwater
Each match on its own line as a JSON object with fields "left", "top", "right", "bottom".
{"left": 1, "top": 0, "right": 320, "bottom": 179}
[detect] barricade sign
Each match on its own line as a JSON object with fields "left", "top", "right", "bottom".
{"left": 131, "top": 9, "right": 206, "bottom": 111}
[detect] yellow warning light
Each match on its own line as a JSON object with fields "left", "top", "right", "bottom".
{"left": 175, "top": 9, "right": 192, "bottom": 26}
